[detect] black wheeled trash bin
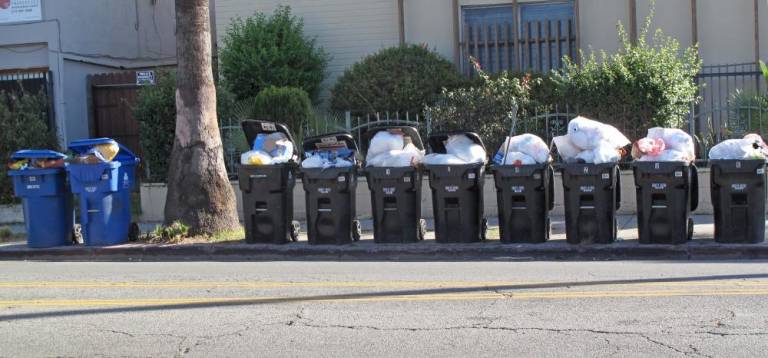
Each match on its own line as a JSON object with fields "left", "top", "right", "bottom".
{"left": 361, "top": 126, "right": 427, "bottom": 243}
{"left": 561, "top": 163, "right": 621, "bottom": 244}
{"left": 238, "top": 120, "right": 300, "bottom": 244}
{"left": 491, "top": 162, "right": 555, "bottom": 244}
{"left": 424, "top": 132, "right": 487, "bottom": 243}
{"left": 633, "top": 161, "right": 698, "bottom": 244}
{"left": 300, "top": 132, "right": 361, "bottom": 245}
{"left": 710, "top": 159, "right": 767, "bottom": 244}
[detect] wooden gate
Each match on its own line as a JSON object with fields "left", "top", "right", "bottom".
{"left": 88, "top": 71, "right": 147, "bottom": 158}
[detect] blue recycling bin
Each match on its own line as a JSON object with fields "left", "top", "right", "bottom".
{"left": 7, "top": 150, "right": 73, "bottom": 248}
{"left": 66, "top": 138, "right": 139, "bottom": 246}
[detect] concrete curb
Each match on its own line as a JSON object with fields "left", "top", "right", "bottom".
{"left": 1, "top": 241, "right": 767, "bottom": 261}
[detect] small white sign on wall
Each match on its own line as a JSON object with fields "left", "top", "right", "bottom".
{"left": 136, "top": 71, "right": 156, "bottom": 86}
{"left": 0, "top": 0, "right": 42, "bottom": 24}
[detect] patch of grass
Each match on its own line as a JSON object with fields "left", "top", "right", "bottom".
{"left": 0, "top": 226, "right": 24, "bottom": 243}
{"left": 199, "top": 227, "right": 245, "bottom": 244}
{"left": 141, "top": 221, "right": 190, "bottom": 244}
{"left": 140, "top": 223, "right": 245, "bottom": 244}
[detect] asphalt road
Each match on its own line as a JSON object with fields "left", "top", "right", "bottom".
{"left": 1, "top": 260, "right": 767, "bottom": 357}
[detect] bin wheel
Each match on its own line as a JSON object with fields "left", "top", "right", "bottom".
{"left": 352, "top": 220, "right": 362, "bottom": 241}
{"left": 72, "top": 224, "right": 83, "bottom": 245}
{"left": 687, "top": 218, "right": 694, "bottom": 241}
{"left": 418, "top": 219, "right": 427, "bottom": 241}
{"left": 481, "top": 218, "right": 489, "bottom": 241}
{"left": 128, "top": 222, "right": 140, "bottom": 242}
{"left": 290, "top": 221, "right": 300, "bottom": 242}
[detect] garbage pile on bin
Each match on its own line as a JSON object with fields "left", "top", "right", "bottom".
{"left": 365, "top": 130, "right": 425, "bottom": 167}
{"left": 240, "top": 131, "right": 295, "bottom": 165}
{"left": 301, "top": 140, "right": 356, "bottom": 168}
{"left": 8, "top": 154, "right": 65, "bottom": 170}
{"left": 708, "top": 133, "right": 768, "bottom": 160}
{"left": 424, "top": 134, "right": 487, "bottom": 165}
{"left": 493, "top": 133, "right": 551, "bottom": 165}
{"left": 553, "top": 116, "right": 630, "bottom": 164}
{"left": 632, "top": 128, "right": 696, "bottom": 162}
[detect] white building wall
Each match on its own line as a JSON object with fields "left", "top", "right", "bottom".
{"left": 215, "top": 0, "right": 401, "bottom": 101}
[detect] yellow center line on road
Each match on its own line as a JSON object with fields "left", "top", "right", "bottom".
{"left": 3, "top": 288, "right": 768, "bottom": 307}
{"left": 1, "top": 280, "right": 768, "bottom": 289}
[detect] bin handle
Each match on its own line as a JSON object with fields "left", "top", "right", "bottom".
{"left": 547, "top": 165, "right": 555, "bottom": 211}
{"left": 690, "top": 164, "right": 699, "bottom": 212}
{"left": 614, "top": 166, "right": 621, "bottom": 210}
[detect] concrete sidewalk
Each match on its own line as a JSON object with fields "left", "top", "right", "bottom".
{"left": 1, "top": 215, "right": 767, "bottom": 261}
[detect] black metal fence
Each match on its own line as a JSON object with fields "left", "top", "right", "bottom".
{"left": 0, "top": 71, "right": 55, "bottom": 130}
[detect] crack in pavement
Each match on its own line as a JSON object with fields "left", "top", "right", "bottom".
{"left": 288, "top": 321, "right": 710, "bottom": 357}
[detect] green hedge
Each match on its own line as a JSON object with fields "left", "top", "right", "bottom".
{"left": 0, "top": 89, "right": 58, "bottom": 204}
{"left": 219, "top": 5, "right": 329, "bottom": 102}
{"left": 331, "top": 44, "right": 464, "bottom": 114}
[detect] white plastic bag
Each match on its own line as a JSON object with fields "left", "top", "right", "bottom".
{"left": 502, "top": 151, "right": 536, "bottom": 165}
{"left": 708, "top": 137, "right": 762, "bottom": 160}
{"left": 591, "top": 141, "right": 621, "bottom": 164}
{"left": 553, "top": 135, "right": 581, "bottom": 162}
{"left": 240, "top": 150, "right": 273, "bottom": 165}
{"left": 367, "top": 131, "right": 404, "bottom": 159}
{"left": 424, "top": 153, "right": 466, "bottom": 165}
{"left": 497, "top": 134, "right": 550, "bottom": 164}
{"left": 646, "top": 127, "right": 695, "bottom": 162}
{"left": 270, "top": 139, "right": 294, "bottom": 164}
{"left": 445, "top": 134, "right": 486, "bottom": 164}
{"left": 300, "top": 155, "right": 326, "bottom": 169}
{"left": 568, "top": 116, "right": 629, "bottom": 150}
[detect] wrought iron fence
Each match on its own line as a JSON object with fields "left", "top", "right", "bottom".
{"left": 222, "top": 101, "right": 768, "bottom": 178}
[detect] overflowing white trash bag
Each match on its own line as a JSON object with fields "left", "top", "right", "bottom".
{"left": 424, "top": 134, "right": 487, "bottom": 165}
{"left": 632, "top": 127, "right": 696, "bottom": 163}
{"left": 708, "top": 133, "right": 768, "bottom": 161}
{"left": 240, "top": 132, "right": 295, "bottom": 165}
{"left": 365, "top": 131, "right": 425, "bottom": 167}
{"left": 553, "top": 116, "right": 630, "bottom": 164}
{"left": 493, "top": 134, "right": 551, "bottom": 165}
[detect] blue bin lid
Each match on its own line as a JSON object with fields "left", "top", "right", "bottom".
{"left": 68, "top": 138, "right": 138, "bottom": 163}
{"left": 11, "top": 149, "right": 67, "bottom": 161}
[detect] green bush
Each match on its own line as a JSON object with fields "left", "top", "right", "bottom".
{"left": 219, "top": 5, "right": 329, "bottom": 102}
{"left": 426, "top": 58, "right": 536, "bottom": 153}
{"left": 728, "top": 90, "right": 768, "bottom": 135}
{"left": 133, "top": 71, "right": 176, "bottom": 183}
{"left": 0, "top": 89, "right": 58, "bottom": 204}
{"left": 331, "top": 44, "right": 464, "bottom": 114}
{"left": 229, "top": 86, "right": 313, "bottom": 148}
{"left": 545, "top": 6, "right": 701, "bottom": 140}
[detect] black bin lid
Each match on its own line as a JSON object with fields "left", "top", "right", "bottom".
{"left": 428, "top": 131, "right": 486, "bottom": 154}
{"left": 360, "top": 125, "right": 425, "bottom": 154}
{"left": 302, "top": 132, "right": 359, "bottom": 159}
{"left": 240, "top": 120, "right": 299, "bottom": 158}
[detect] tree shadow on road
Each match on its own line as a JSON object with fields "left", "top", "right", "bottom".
{"left": 2, "top": 273, "right": 768, "bottom": 322}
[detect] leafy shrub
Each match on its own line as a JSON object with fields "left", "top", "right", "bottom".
{"left": 0, "top": 226, "right": 12, "bottom": 240}
{"left": 545, "top": 7, "right": 701, "bottom": 140}
{"left": 331, "top": 44, "right": 465, "bottom": 113}
{"left": 728, "top": 90, "right": 768, "bottom": 135}
{"left": 426, "top": 58, "right": 536, "bottom": 152}
{"left": 0, "top": 89, "right": 58, "bottom": 204}
{"left": 219, "top": 5, "right": 329, "bottom": 102}
{"left": 143, "top": 221, "right": 190, "bottom": 244}
{"left": 133, "top": 70, "right": 176, "bottom": 182}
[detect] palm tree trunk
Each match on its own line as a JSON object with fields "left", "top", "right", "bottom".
{"left": 164, "top": 0, "right": 240, "bottom": 234}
